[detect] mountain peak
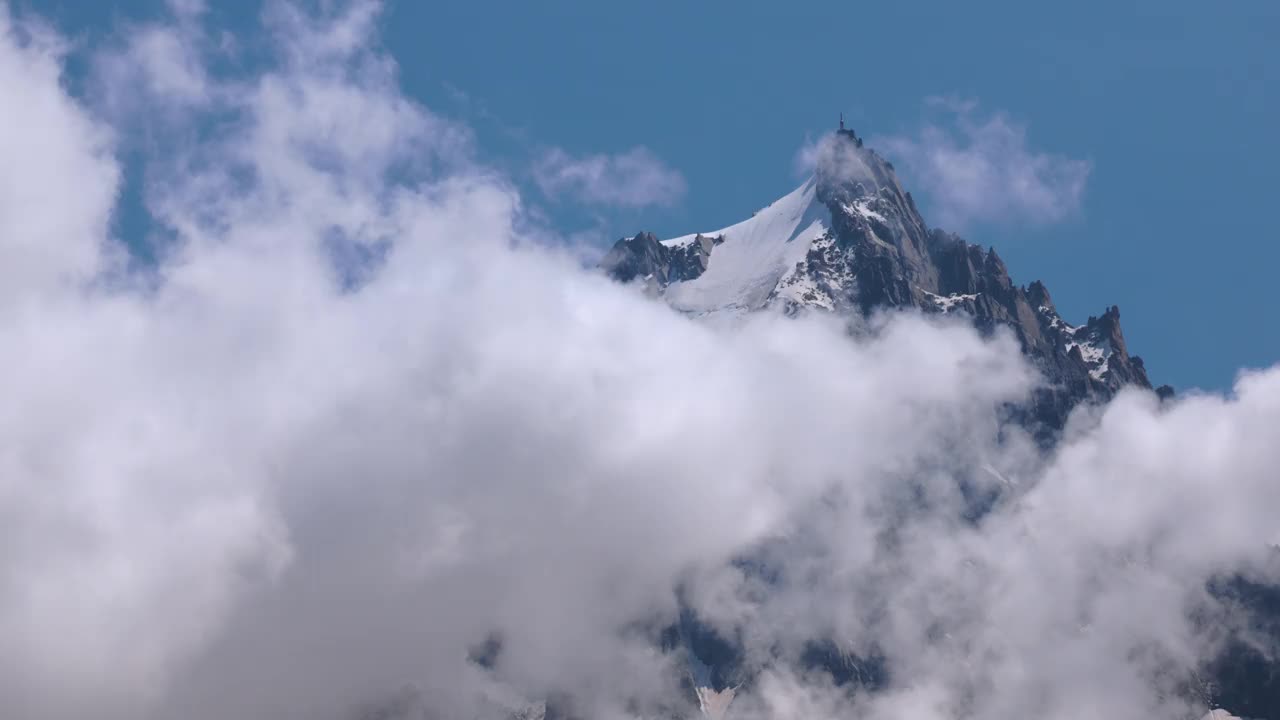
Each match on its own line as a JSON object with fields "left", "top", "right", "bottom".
{"left": 813, "top": 129, "right": 902, "bottom": 203}
{"left": 836, "top": 125, "right": 863, "bottom": 146}
{"left": 1027, "top": 280, "right": 1054, "bottom": 310}
{"left": 602, "top": 130, "right": 1160, "bottom": 438}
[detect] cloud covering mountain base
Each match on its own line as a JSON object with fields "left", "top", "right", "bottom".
{"left": 0, "top": 3, "right": 1277, "bottom": 720}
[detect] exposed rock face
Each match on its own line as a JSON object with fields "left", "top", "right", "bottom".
{"left": 600, "top": 231, "right": 720, "bottom": 294}
{"left": 603, "top": 128, "right": 1161, "bottom": 436}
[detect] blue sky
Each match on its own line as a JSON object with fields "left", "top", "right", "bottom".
{"left": 31, "top": 0, "right": 1280, "bottom": 391}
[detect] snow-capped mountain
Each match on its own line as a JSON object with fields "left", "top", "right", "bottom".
{"left": 603, "top": 127, "right": 1169, "bottom": 437}
{"left": 595, "top": 127, "right": 1280, "bottom": 720}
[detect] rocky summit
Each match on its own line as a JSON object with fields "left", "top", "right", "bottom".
{"left": 603, "top": 127, "right": 1172, "bottom": 438}
{"left": 598, "top": 126, "right": 1280, "bottom": 720}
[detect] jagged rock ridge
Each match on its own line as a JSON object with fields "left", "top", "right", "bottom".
{"left": 603, "top": 127, "right": 1168, "bottom": 435}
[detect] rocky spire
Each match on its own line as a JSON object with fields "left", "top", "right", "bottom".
{"left": 602, "top": 128, "right": 1162, "bottom": 440}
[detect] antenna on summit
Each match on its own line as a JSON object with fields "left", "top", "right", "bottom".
{"left": 837, "top": 113, "right": 863, "bottom": 147}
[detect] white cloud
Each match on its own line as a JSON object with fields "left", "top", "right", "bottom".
{"left": 873, "top": 99, "right": 1091, "bottom": 229}
{"left": 0, "top": 7, "right": 118, "bottom": 306}
{"left": 794, "top": 131, "right": 877, "bottom": 187}
{"left": 0, "top": 4, "right": 1274, "bottom": 720}
{"left": 534, "top": 146, "right": 686, "bottom": 208}
{"left": 87, "top": 0, "right": 214, "bottom": 126}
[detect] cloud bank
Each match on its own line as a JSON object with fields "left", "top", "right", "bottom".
{"left": 873, "top": 99, "right": 1091, "bottom": 229}
{"left": 0, "top": 4, "right": 1275, "bottom": 720}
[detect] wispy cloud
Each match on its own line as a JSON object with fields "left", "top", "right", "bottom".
{"left": 873, "top": 98, "right": 1091, "bottom": 229}
{"left": 533, "top": 146, "right": 686, "bottom": 208}
{"left": 89, "top": 0, "right": 213, "bottom": 121}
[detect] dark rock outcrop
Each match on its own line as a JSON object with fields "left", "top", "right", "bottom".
{"left": 600, "top": 231, "right": 720, "bottom": 292}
